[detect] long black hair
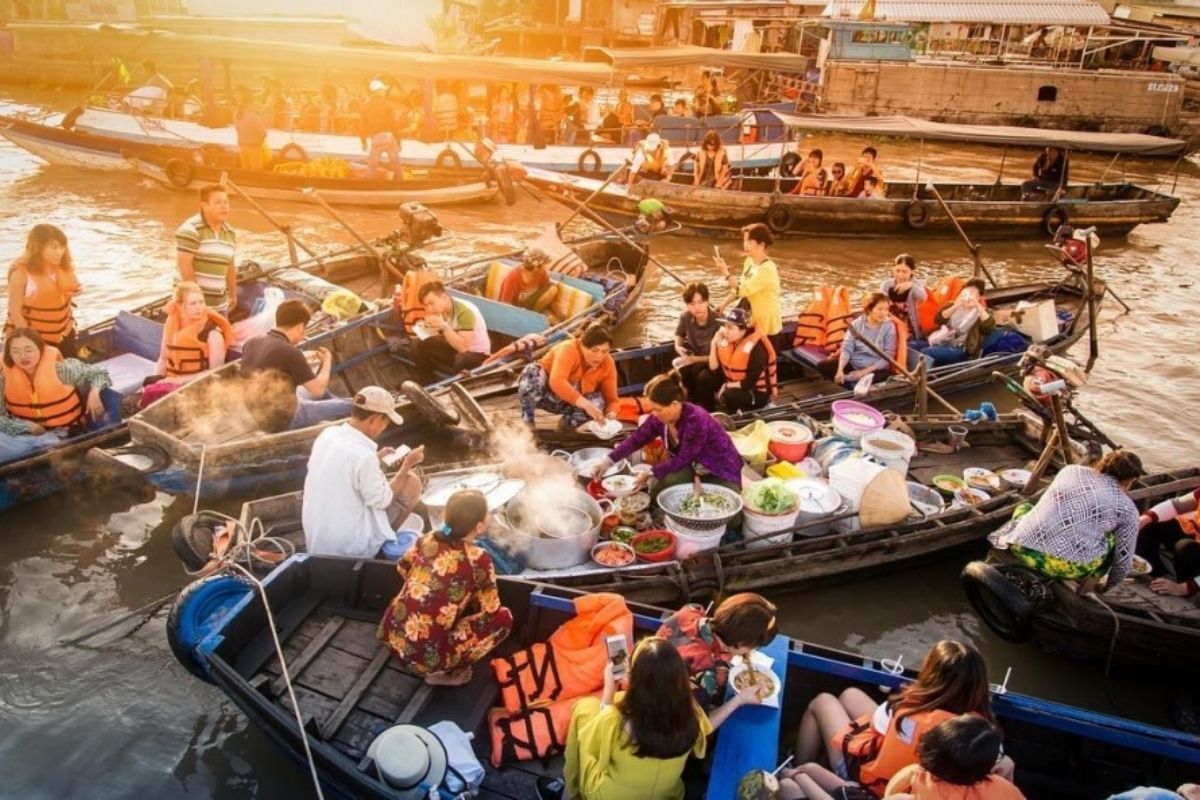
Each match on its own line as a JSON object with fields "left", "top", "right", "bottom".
{"left": 617, "top": 638, "right": 700, "bottom": 759}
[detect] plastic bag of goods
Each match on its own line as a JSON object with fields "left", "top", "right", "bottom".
{"left": 730, "top": 419, "right": 771, "bottom": 465}
{"left": 232, "top": 287, "right": 285, "bottom": 346}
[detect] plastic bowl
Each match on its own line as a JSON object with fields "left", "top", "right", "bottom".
{"left": 1129, "top": 554, "right": 1153, "bottom": 579}
{"left": 601, "top": 474, "right": 640, "bottom": 498}
{"left": 766, "top": 421, "right": 814, "bottom": 463}
{"left": 656, "top": 483, "right": 743, "bottom": 530}
{"left": 830, "top": 400, "right": 886, "bottom": 441}
{"left": 591, "top": 541, "right": 635, "bottom": 568}
{"left": 631, "top": 529, "right": 677, "bottom": 563}
{"left": 953, "top": 487, "right": 991, "bottom": 508}
{"left": 932, "top": 474, "right": 968, "bottom": 498}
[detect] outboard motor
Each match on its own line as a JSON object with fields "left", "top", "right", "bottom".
{"left": 1048, "top": 223, "right": 1099, "bottom": 268}
{"left": 396, "top": 202, "right": 443, "bottom": 248}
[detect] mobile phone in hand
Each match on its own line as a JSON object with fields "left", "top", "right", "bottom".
{"left": 381, "top": 444, "right": 412, "bottom": 469}
{"left": 712, "top": 245, "right": 722, "bottom": 260}
{"left": 606, "top": 634, "right": 629, "bottom": 679}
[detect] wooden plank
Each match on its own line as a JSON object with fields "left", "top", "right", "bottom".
{"left": 271, "top": 617, "right": 345, "bottom": 695}
{"left": 233, "top": 590, "right": 327, "bottom": 676}
{"left": 320, "top": 647, "right": 392, "bottom": 740}
{"left": 395, "top": 684, "right": 435, "bottom": 725}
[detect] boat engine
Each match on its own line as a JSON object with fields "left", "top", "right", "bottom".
{"left": 397, "top": 202, "right": 443, "bottom": 247}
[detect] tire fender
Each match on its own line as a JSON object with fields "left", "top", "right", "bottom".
{"left": 961, "top": 561, "right": 1034, "bottom": 643}
{"left": 166, "top": 574, "right": 255, "bottom": 682}
{"left": 779, "top": 151, "right": 801, "bottom": 177}
{"left": 1043, "top": 205, "right": 1069, "bottom": 237}
{"left": 676, "top": 152, "right": 696, "bottom": 172}
{"left": 764, "top": 202, "right": 793, "bottom": 234}
{"left": 61, "top": 106, "right": 84, "bottom": 131}
{"left": 436, "top": 148, "right": 462, "bottom": 170}
{"left": 577, "top": 148, "right": 602, "bottom": 176}
{"left": 904, "top": 199, "right": 930, "bottom": 229}
{"left": 164, "top": 158, "right": 194, "bottom": 189}
{"left": 277, "top": 143, "right": 308, "bottom": 164}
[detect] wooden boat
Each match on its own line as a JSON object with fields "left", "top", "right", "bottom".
{"left": 963, "top": 467, "right": 1200, "bottom": 672}
{"left": 90, "top": 234, "right": 649, "bottom": 498}
{"left": 524, "top": 165, "right": 1182, "bottom": 239}
{"left": 165, "top": 555, "right": 1200, "bottom": 799}
{"left": 0, "top": 249, "right": 384, "bottom": 513}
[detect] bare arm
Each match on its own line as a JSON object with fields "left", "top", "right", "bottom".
{"left": 6, "top": 268, "right": 27, "bottom": 328}
{"left": 177, "top": 250, "right": 196, "bottom": 283}
{"left": 301, "top": 347, "right": 332, "bottom": 397}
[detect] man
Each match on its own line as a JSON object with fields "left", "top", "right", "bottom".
{"left": 240, "top": 299, "right": 354, "bottom": 431}
{"left": 498, "top": 247, "right": 561, "bottom": 318}
{"left": 233, "top": 86, "right": 269, "bottom": 171}
{"left": 175, "top": 184, "right": 237, "bottom": 311}
{"left": 846, "top": 146, "right": 884, "bottom": 198}
{"left": 673, "top": 282, "right": 721, "bottom": 409}
{"left": 577, "top": 86, "right": 601, "bottom": 140}
{"left": 671, "top": 98, "right": 690, "bottom": 117}
{"left": 1022, "top": 147, "right": 1069, "bottom": 200}
{"left": 361, "top": 79, "right": 403, "bottom": 180}
{"left": 628, "top": 133, "right": 672, "bottom": 187}
{"left": 414, "top": 281, "right": 491, "bottom": 383}
{"left": 302, "top": 386, "right": 425, "bottom": 559}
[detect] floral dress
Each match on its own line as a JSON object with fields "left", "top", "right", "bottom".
{"left": 377, "top": 534, "right": 513, "bottom": 675}
{"left": 655, "top": 605, "right": 731, "bottom": 710}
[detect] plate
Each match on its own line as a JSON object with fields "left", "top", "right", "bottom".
{"left": 584, "top": 418, "right": 624, "bottom": 440}
{"left": 616, "top": 492, "right": 651, "bottom": 513}
{"left": 963, "top": 467, "right": 1001, "bottom": 491}
{"left": 952, "top": 487, "right": 991, "bottom": 508}
{"left": 999, "top": 468, "right": 1032, "bottom": 489}
{"left": 1129, "top": 554, "right": 1152, "bottom": 578}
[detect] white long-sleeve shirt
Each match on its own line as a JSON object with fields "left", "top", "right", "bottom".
{"left": 302, "top": 423, "right": 394, "bottom": 559}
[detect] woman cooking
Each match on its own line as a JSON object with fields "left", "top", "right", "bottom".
{"left": 591, "top": 372, "right": 742, "bottom": 502}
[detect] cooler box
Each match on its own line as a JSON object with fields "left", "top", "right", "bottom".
{"left": 1014, "top": 299, "right": 1057, "bottom": 343}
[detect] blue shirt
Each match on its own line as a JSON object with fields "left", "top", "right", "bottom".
{"left": 841, "top": 316, "right": 897, "bottom": 373}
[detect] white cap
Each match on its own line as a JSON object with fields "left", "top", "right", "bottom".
{"left": 369, "top": 79, "right": 388, "bottom": 93}
{"left": 354, "top": 386, "right": 405, "bottom": 425}
{"left": 644, "top": 133, "right": 662, "bottom": 149}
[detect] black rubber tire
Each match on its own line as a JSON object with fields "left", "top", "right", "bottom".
{"left": 435, "top": 148, "right": 462, "bottom": 170}
{"left": 171, "top": 511, "right": 226, "bottom": 572}
{"left": 577, "top": 148, "right": 602, "bottom": 176}
{"left": 60, "top": 106, "right": 84, "bottom": 131}
{"left": 164, "top": 158, "right": 194, "bottom": 189}
{"left": 166, "top": 574, "right": 254, "bottom": 683}
{"left": 277, "top": 143, "right": 308, "bottom": 164}
{"left": 779, "top": 151, "right": 801, "bottom": 177}
{"left": 904, "top": 199, "right": 930, "bottom": 229}
{"left": 1043, "top": 205, "right": 1069, "bottom": 237}
{"left": 497, "top": 165, "right": 517, "bottom": 206}
{"left": 401, "top": 380, "right": 459, "bottom": 427}
{"left": 764, "top": 203, "right": 793, "bottom": 234}
{"left": 961, "top": 561, "right": 1035, "bottom": 643}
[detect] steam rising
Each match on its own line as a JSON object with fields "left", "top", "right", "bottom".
{"left": 482, "top": 422, "right": 589, "bottom": 544}
{"left": 161, "top": 370, "right": 298, "bottom": 444}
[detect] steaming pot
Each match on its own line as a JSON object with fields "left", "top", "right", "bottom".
{"left": 498, "top": 484, "right": 613, "bottom": 570}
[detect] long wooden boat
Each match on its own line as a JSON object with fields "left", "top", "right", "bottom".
{"left": 963, "top": 467, "right": 1200, "bottom": 672}
{"left": 164, "top": 556, "right": 1200, "bottom": 799}
{"left": 89, "top": 234, "right": 649, "bottom": 498}
{"left": 523, "top": 165, "right": 1182, "bottom": 239}
{"left": 0, "top": 249, "right": 383, "bottom": 513}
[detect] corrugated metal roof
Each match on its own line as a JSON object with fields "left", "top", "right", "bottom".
{"left": 823, "top": 0, "right": 1111, "bottom": 25}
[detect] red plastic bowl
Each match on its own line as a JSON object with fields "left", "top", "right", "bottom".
{"left": 631, "top": 529, "right": 677, "bottom": 563}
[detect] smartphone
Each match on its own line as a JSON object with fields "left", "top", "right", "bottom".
{"left": 605, "top": 634, "right": 628, "bottom": 679}
{"left": 712, "top": 245, "right": 722, "bottom": 260}
{"left": 381, "top": 444, "right": 412, "bottom": 469}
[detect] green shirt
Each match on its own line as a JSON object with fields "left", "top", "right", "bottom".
{"left": 175, "top": 212, "right": 237, "bottom": 307}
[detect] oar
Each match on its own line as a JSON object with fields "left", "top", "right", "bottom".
{"left": 922, "top": 182, "right": 999, "bottom": 289}
{"left": 559, "top": 160, "right": 631, "bottom": 228}
{"left": 848, "top": 327, "right": 962, "bottom": 417}
{"left": 220, "top": 172, "right": 317, "bottom": 263}
{"left": 300, "top": 187, "right": 400, "bottom": 286}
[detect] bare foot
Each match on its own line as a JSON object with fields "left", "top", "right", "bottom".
{"left": 425, "top": 666, "right": 473, "bottom": 686}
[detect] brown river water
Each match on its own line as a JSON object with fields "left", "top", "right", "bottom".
{"left": 1, "top": 88, "right": 1199, "bottom": 797}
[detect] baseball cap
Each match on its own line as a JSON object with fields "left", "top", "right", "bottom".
{"left": 354, "top": 386, "right": 405, "bottom": 425}
{"left": 720, "top": 307, "right": 752, "bottom": 328}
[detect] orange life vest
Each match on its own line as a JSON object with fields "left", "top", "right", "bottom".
{"left": 9, "top": 267, "right": 80, "bottom": 345}
{"left": 616, "top": 395, "right": 652, "bottom": 423}
{"left": 793, "top": 286, "right": 852, "bottom": 354}
{"left": 162, "top": 302, "right": 234, "bottom": 377}
{"left": 2, "top": 345, "right": 84, "bottom": 429}
{"left": 832, "top": 707, "right": 957, "bottom": 794}
{"left": 396, "top": 268, "right": 439, "bottom": 334}
{"left": 716, "top": 330, "right": 777, "bottom": 398}
{"left": 487, "top": 691, "right": 601, "bottom": 767}
{"left": 1179, "top": 511, "right": 1200, "bottom": 540}
{"left": 894, "top": 769, "right": 1026, "bottom": 800}
{"left": 916, "top": 277, "right": 965, "bottom": 337}
{"left": 636, "top": 142, "right": 669, "bottom": 174}
{"left": 824, "top": 289, "right": 853, "bottom": 355}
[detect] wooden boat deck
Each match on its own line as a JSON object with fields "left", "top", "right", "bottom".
{"left": 1102, "top": 581, "right": 1200, "bottom": 625}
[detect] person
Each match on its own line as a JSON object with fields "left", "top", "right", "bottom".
{"left": 413, "top": 281, "right": 491, "bottom": 384}
{"left": 655, "top": 592, "right": 777, "bottom": 710}
{"left": 518, "top": 323, "right": 618, "bottom": 430}
{"left": 233, "top": 87, "right": 269, "bottom": 171}
{"left": 817, "top": 292, "right": 899, "bottom": 390}
{"left": 490, "top": 84, "right": 516, "bottom": 143}
{"left": 1108, "top": 786, "right": 1200, "bottom": 800}
{"left": 790, "top": 148, "right": 825, "bottom": 196}
{"left": 692, "top": 85, "right": 720, "bottom": 118}
{"left": 535, "top": 637, "right": 763, "bottom": 800}
{"left": 537, "top": 84, "right": 563, "bottom": 145}
{"left": 6, "top": 224, "right": 81, "bottom": 357}
{"left": 918, "top": 278, "right": 994, "bottom": 366}
{"left": 596, "top": 372, "right": 743, "bottom": 503}
{"left": 644, "top": 93, "right": 667, "bottom": 126}
{"left": 671, "top": 98, "right": 690, "bottom": 117}
{"left": 629, "top": 133, "right": 672, "bottom": 186}
{"left": 239, "top": 299, "right": 355, "bottom": 432}
{"left": 792, "top": 640, "right": 1000, "bottom": 798}
{"left": 1137, "top": 485, "right": 1200, "bottom": 598}
{"left": 708, "top": 307, "right": 775, "bottom": 414}
{"left": 578, "top": 86, "right": 601, "bottom": 139}
{"left": 361, "top": 79, "right": 403, "bottom": 181}
{"left": 991, "top": 451, "right": 1144, "bottom": 588}
{"left": 826, "top": 162, "right": 851, "bottom": 197}
{"left": 614, "top": 89, "right": 636, "bottom": 142}
{"left": 560, "top": 94, "right": 582, "bottom": 145}
{"left": 1021, "top": 147, "right": 1068, "bottom": 199}
{"left": 175, "top": 184, "right": 237, "bottom": 311}
{"left": 694, "top": 130, "right": 732, "bottom": 190}
{"left": 596, "top": 106, "right": 623, "bottom": 145}
{"left": 882, "top": 254, "right": 928, "bottom": 348}
{"left": 302, "top": 386, "right": 424, "bottom": 559}
{"left": 0, "top": 327, "right": 117, "bottom": 462}
{"left": 846, "top": 146, "right": 885, "bottom": 198}
{"left": 715, "top": 223, "right": 782, "bottom": 336}
{"left": 672, "top": 282, "right": 721, "bottom": 408}
{"left": 295, "top": 91, "right": 322, "bottom": 132}
{"left": 498, "top": 247, "right": 561, "bottom": 317}
{"left": 124, "top": 60, "right": 172, "bottom": 113}
{"left": 153, "top": 281, "right": 233, "bottom": 384}
{"left": 871, "top": 714, "right": 1025, "bottom": 800}
{"left": 861, "top": 175, "right": 882, "bottom": 198}
{"left": 378, "top": 489, "right": 514, "bottom": 686}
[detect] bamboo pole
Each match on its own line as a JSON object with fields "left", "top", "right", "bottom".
{"left": 922, "top": 183, "right": 998, "bottom": 289}
{"left": 1050, "top": 393, "right": 1074, "bottom": 466}
{"left": 300, "top": 188, "right": 401, "bottom": 285}
{"left": 1084, "top": 233, "right": 1100, "bottom": 372}
{"left": 220, "top": 173, "right": 315, "bottom": 263}
{"left": 849, "top": 330, "right": 962, "bottom": 417}
{"left": 560, "top": 160, "right": 631, "bottom": 227}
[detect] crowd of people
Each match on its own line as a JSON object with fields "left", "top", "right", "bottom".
{"left": 787, "top": 146, "right": 886, "bottom": 198}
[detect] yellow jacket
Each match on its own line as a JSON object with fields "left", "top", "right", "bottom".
{"left": 739, "top": 257, "right": 782, "bottom": 335}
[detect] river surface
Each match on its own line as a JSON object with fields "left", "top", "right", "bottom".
{"left": 2, "top": 88, "right": 1199, "bottom": 798}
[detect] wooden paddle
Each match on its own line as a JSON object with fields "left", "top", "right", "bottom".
{"left": 842, "top": 325, "right": 962, "bottom": 416}
{"left": 922, "top": 182, "right": 999, "bottom": 289}
{"left": 300, "top": 188, "right": 400, "bottom": 286}
{"left": 220, "top": 172, "right": 317, "bottom": 263}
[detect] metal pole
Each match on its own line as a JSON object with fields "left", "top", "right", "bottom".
{"left": 1084, "top": 232, "right": 1100, "bottom": 372}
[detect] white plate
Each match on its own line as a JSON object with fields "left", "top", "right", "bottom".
{"left": 999, "top": 468, "right": 1032, "bottom": 489}
{"left": 601, "top": 474, "right": 639, "bottom": 498}
{"left": 963, "top": 467, "right": 1001, "bottom": 491}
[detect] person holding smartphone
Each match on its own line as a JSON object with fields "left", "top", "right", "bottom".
{"left": 915, "top": 278, "right": 995, "bottom": 367}
{"left": 714, "top": 223, "right": 782, "bottom": 336}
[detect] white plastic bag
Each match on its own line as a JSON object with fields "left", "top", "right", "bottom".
{"left": 232, "top": 287, "right": 286, "bottom": 346}
{"left": 852, "top": 372, "right": 875, "bottom": 397}
{"left": 428, "top": 721, "right": 485, "bottom": 796}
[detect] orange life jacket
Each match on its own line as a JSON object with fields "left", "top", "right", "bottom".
{"left": 793, "top": 286, "right": 852, "bottom": 354}
{"left": 487, "top": 691, "right": 601, "bottom": 767}
{"left": 491, "top": 592, "right": 633, "bottom": 713}
{"left": 396, "top": 268, "right": 439, "bottom": 334}
{"left": 636, "top": 142, "right": 669, "bottom": 174}
{"left": 616, "top": 395, "right": 652, "bottom": 423}
{"left": 716, "top": 330, "right": 777, "bottom": 398}
{"left": 1179, "top": 511, "right": 1200, "bottom": 540}
{"left": 824, "top": 288, "right": 853, "bottom": 355}
{"left": 162, "top": 302, "right": 234, "bottom": 377}
{"left": 916, "top": 278, "right": 965, "bottom": 337}
{"left": 832, "top": 707, "right": 957, "bottom": 794}
{"left": 10, "top": 267, "right": 80, "bottom": 345}
{"left": 896, "top": 769, "right": 1026, "bottom": 800}
{"left": 2, "top": 345, "right": 84, "bottom": 429}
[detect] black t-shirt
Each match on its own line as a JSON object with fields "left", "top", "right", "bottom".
{"left": 239, "top": 329, "right": 315, "bottom": 431}
{"left": 675, "top": 308, "right": 720, "bottom": 356}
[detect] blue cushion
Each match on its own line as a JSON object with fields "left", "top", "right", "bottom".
{"left": 448, "top": 290, "right": 548, "bottom": 340}
{"left": 112, "top": 311, "right": 164, "bottom": 362}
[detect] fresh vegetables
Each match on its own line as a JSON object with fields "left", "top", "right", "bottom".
{"left": 743, "top": 478, "right": 798, "bottom": 515}
{"left": 633, "top": 534, "right": 671, "bottom": 554}
{"left": 679, "top": 491, "right": 735, "bottom": 516}
{"left": 610, "top": 526, "right": 637, "bottom": 545}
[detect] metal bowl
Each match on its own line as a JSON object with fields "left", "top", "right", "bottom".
{"left": 656, "top": 483, "right": 743, "bottom": 531}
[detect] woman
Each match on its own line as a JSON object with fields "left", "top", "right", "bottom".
{"left": 537, "top": 638, "right": 762, "bottom": 800}
{"left": 826, "top": 162, "right": 851, "bottom": 197}
{"left": 693, "top": 131, "right": 732, "bottom": 190}
{"left": 0, "top": 327, "right": 116, "bottom": 462}
{"left": 614, "top": 89, "right": 636, "bottom": 144}
{"left": 150, "top": 281, "right": 234, "bottom": 391}
{"left": 708, "top": 307, "right": 776, "bottom": 415}
{"left": 593, "top": 373, "right": 743, "bottom": 503}
{"left": 518, "top": 323, "right": 619, "bottom": 430}
{"left": 655, "top": 592, "right": 777, "bottom": 710}
{"left": 882, "top": 254, "right": 928, "bottom": 348}
{"left": 792, "top": 640, "right": 1000, "bottom": 798}
{"left": 818, "top": 292, "right": 902, "bottom": 390}
{"left": 992, "top": 450, "right": 1144, "bottom": 588}
{"left": 918, "top": 278, "right": 994, "bottom": 367}
{"left": 498, "top": 247, "right": 560, "bottom": 317}
{"left": 673, "top": 282, "right": 720, "bottom": 408}
{"left": 378, "top": 489, "right": 513, "bottom": 686}
{"left": 1137, "top": 485, "right": 1200, "bottom": 598}
{"left": 6, "top": 224, "right": 82, "bottom": 357}
{"left": 715, "top": 223, "right": 782, "bottom": 336}
{"left": 790, "top": 148, "right": 825, "bottom": 196}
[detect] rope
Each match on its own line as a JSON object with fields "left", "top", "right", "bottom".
{"left": 1084, "top": 590, "right": 1126, "bottom": 714}
{"left": 183, "top": 511, "right": 297, "bottom": 579}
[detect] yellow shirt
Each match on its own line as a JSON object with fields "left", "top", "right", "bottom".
{"left": 565, "top": 693, "right": 713, "bottom": 800}
{"left": 739, "top": 257, "right": 782, "bottom": 335}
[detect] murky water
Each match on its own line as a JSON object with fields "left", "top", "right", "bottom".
{"left": 2, "top": 88, "right": 1198, "bottom": 798}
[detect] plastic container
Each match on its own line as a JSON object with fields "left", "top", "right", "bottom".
{"left": 766, "top": 421, "right": 814, "bottom": 463}
{"left": 742, "top": 505, "right": 800, "bottom": 549}
{"left": 812, "top": 436, "right": 857, "bottom": 472}
{"left": 631, "top": 530, "right": 677, "bottom": 562}
{"left": 861, "top": 429, "right": 916, "bottom": 474}
{"left": 664, "top": 515, "right": 725, "bottom": 558}
{"left": 784, "top": 478, "right": 843, "bottom": 537}
{"left": 830, "top": 399, "right": 886, "bottom": 441}
{"left": 591, "top": 541, "right": 635, "bottom": 568}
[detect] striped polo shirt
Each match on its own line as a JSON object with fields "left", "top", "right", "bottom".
{"left": 175, "top": 212, "right": 236, "bottom": 307}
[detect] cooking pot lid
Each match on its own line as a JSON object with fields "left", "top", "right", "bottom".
{"left": 485, "top": 479, "right": 526, "bottom": 508}
{"left": 422, "top": 472, "right": 509, "bottom": 508}
{"left": 784, "top": 478, "right": 841, "bottom": 514}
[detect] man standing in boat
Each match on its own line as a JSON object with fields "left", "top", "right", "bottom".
{"left": 360, "top": 79, "right": 404, "bottom": 181}
{"left": 175, "top": 184, "right": 237, "bottom": 313}
{"left": 233, "top": 86, "right": 269, "bottom": 172}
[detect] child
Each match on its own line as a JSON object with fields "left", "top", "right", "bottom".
{"left": 861, "top": 175, "right": 881, "bottom": 198}
{"left": 884, "top": 714, "right": 1024, "bottom": 799}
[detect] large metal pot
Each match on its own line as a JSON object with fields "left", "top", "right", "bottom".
{"left": 498, "top": 484, "right": 613, "bottom": 570}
